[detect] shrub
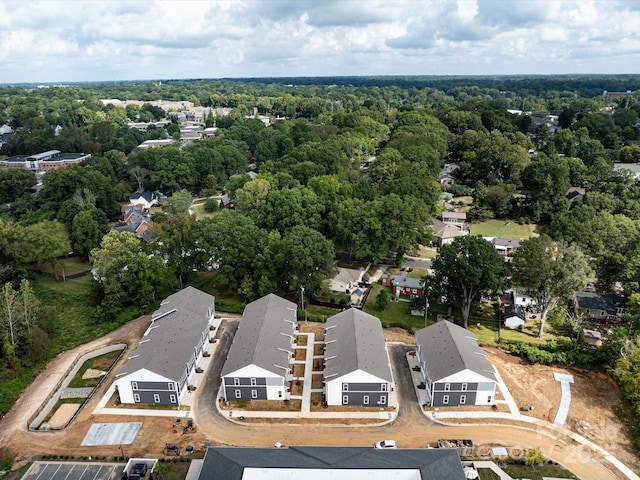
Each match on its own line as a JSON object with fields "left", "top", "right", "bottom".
{"left": 204, "top": 198, "right": 219, "bottom": 213}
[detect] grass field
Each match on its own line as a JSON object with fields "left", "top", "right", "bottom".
{"left": 67, "top": 349, "right": 123, "bottom": 388}
{"left": 470, "top": 219, "right": 539, "bottom": 239}
{"left": 0, "top": 274, "right": 139, "bottom": 416}
{"left": 191, "top": 201, "right": 221, "bottom": 220}
{"left": 501, "top": 463, "right": 578, "bottom": 479}
{"left": 189, "top": 271, "right": 246, "bottom": 313}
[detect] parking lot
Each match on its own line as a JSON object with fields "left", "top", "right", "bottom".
{"left": 22, "top": 462, "right": 125, "bottom": 480}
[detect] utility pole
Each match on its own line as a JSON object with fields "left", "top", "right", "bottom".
{"left": 300, "top": 286, "right": 307, "bottom": 322}
{"left": 424, "top": 296, "right": 429, "bottom": 328}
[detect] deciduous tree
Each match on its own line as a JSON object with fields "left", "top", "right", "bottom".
{"left": 512, "top": 235, "right": 592, "bottom": 338}
{"left": 429, "top": 236, "right": 509, "bottom": 328}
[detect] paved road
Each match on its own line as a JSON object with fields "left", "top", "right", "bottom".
{"left": 403, "top": 256, "right": 432, "bottom": 270}
{"left": 191, "top": 337, "right": 624, "bottom": 480}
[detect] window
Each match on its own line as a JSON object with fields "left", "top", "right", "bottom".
{"left": 444, "top": 383, "right": 450, "bottom": 392}
{"left": 363, "top": 395, "right": 369, "bottom": 405}
{"left": 250, "top": 378, "right": 257, "bottom": 386}
{"left": 168, "top": 383, "right": 175, "bottom": 391}
{"left": 342, "top": 395, "right": 348, "bottom": 405}
{"left": 170, "top": 395, "right": 177, "bottom": 404}
{"left": 487, "top": 395, "right": 492, "bottom": 403}
{"left": 461, "top": 383, "right": 468, "bottom": 392}
{"left": 235, "top": 390, "right": 241, "bottom": 399}
{"left": 131, "top": 382, "right": 138, "bottom": 390}
{"left": 381, "top": 384, "right": 387, "bottom": 392}
{"left": 460, "top": 395, "right": 466, "bottom": 405}
{"left": 153, "top": 394, "right": 160, "bottom": 403}
{"left": 379, "top": 396, "right": 386, "bottom": 405}
{"left": 443, "top": 395, "right": 449, "bottom": 405}
{"left": 234, "top": 378, "right": 240, "bottom": 386}
{"left": 278, "top": 391, "right": 282, "bottom": 398}
{"left": 251, "top": 390, "right": 258, "bottom": 399}
{"left": 133, "top": 394, "right": 140, "bottom": 403}
{"left": 342, "top": 383, "right": 348, "bottom": 392}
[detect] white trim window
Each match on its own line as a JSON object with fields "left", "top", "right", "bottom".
{"left": 342, "top": 383, "right": 348, "bottom": 392}
{"left": 461, "top": 383, "right": 468, "bottom": 392}
{"left": 168, "top": 383, "right": 175, "bottom": 391}
{"left": 443, "top": 395, "right": 449, "bottom": 405}
{"left": 153, "top": 394, "right": 160, "bottom": 403}
{"left": 250, "top": 378, "right": 257, "bottom": 386}
{"left": 131, "top": 381, "right": 138, "bottom": 390}
{"left": 363, "top": 395, "right": 369, "bottom": 405}
{"left": 251, "top": 390, "right": 258, "bottom": 399}
{"left": 381, "top": 384, "right": 388, "bottom": 392}
{"left": 342, "top": 395, "right": 348, "bottom": 405}
{"left": 444, "top": 383, "right": 450, "bottom": 392}
{"left": 133, "top": 394, "right": 140, "bottom": 403}
{"left": 460, "top": 395, "right": 466, "bottom": 405}
{"left": 235, "top": 390, "right": 241, "bottom": 398}
{"left": 234, "top": 378, "right": 240, "bottom": 386}
{"left": 170, "top": 395, "right": 177, "bottom": 404}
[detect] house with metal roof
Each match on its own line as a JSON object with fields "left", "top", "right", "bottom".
{"left": 415, "top": 320, "right": 496, "bottom": 407}
{"left": 114, "top": 287, "right": 215, "bottom": 406}
{"left": 195, "top": 446, "right": 465, "bottom": 480}
{"left": 221, "top": 294, "right": 297, "bottom": 402}
{"left": 323, "top": 309, "right": 393, "bottom": 407}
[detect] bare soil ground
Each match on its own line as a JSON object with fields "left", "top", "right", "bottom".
{"left": 48, "top": 403, "right": 81, "bottom": 429}
{"left": 486, "top": 347, "right": 640, "bottom": 474}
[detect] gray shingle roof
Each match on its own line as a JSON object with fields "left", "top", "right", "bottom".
{"left": 117, "top": 287, "right": 215, "bottom": 382}
{"left": 392, "top": 273, "right": 424, "bottom": 290}
{"left": 574, "top": 291, "right": 627, "bottom": 315}
{"left": 198, "top": 446, "right": 465, "bottom": 480}
{"left": 221, "top": 294, "right": 297, "bottom": 377}
{"left": 415, "top": 321, "right": 495, "bottom": 383}
{"left": 323, "top": 309, "right": 392, "bottom": 383}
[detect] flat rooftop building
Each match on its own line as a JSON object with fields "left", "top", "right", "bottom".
{"left": 0, "top": 150, "right": 90, "bottom": 173}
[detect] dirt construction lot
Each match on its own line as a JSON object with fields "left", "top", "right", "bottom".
{"left": 486, "top": 347, "right": 640, "bottom": 474}
{"left": 1, "top": 318, "right": 639, "bottom": 479}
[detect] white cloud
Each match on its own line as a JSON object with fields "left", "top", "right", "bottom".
{"left": 0, "top": 0, "right": 640, "bottom": 83}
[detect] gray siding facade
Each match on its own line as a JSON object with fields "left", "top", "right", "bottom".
{"left": 222, "top": 377, "right": 274, "bottom": 401}
{"left": 430, "top": 381, "right": 495, "bottom": 407}
{"left": 341, "top": 382, "right": 388, "bottom": 406}
{"left": 131, "top": 381, "right": 178, "bottom": 405}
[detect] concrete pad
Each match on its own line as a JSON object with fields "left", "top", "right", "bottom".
{"left": 81, "top": 422, "right": 142, "bottom": 446}
{"left": 553, "top": 373, "right": 574, "bottom": 426}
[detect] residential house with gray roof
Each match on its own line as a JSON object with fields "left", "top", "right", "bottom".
{"left": 415, "top": 320, "right": 496, "bottom": 407}
{"left": 221, "top": 294, "right": 297, "bottom": 401}
{"left": 323, "top": 309, "right": 393, "bottom": 407}
{"left": 196, "top": 446, "right": 465, "bottom": 480}
{"left": 114, "top": 287, "right": 215, "bottom": 406}
{"left": 573, "top": 291, "right": 628, "bottom": 321}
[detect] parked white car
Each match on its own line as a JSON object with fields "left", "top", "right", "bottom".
{"left": 374, "top": 440, "right": 397, "bottom": 449}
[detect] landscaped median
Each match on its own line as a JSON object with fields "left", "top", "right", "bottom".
{"left": 28, "top": 344, "right": 126, "bottom": 431}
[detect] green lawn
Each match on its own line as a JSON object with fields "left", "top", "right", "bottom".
{"left": 188, "top": 271, "right": 246, "bottom": 313}
{"left": 501, "top": 463, "right": 578, "bottom": 479}
{"left": 477, "top": 468, "right": 500, "bottom": 480}
{"left": 0, "top": 274, "right": 139, "bottom": 416}
{"left": 363, "top": 284, "right": 436, "bottom": 333}
{"left": 191, "top": 202, "right": 221, "bottom": 220}
{"left": 470, "top": 219, "right": 538, "bottom": 239}
{"left": 67, "top": 349, "right": 123, "bottom": 388}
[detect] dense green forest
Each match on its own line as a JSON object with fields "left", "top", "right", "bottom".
{"left": 2, "top": 75, "right": 640, "bottom": 447}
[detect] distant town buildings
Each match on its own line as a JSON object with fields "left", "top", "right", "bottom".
{"left": 0, "top": 150, "right": 90, "bottom": 173}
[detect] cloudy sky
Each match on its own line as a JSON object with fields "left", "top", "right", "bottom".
{"left": 1, "top": 0, "right": 640, "bottom": 84}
